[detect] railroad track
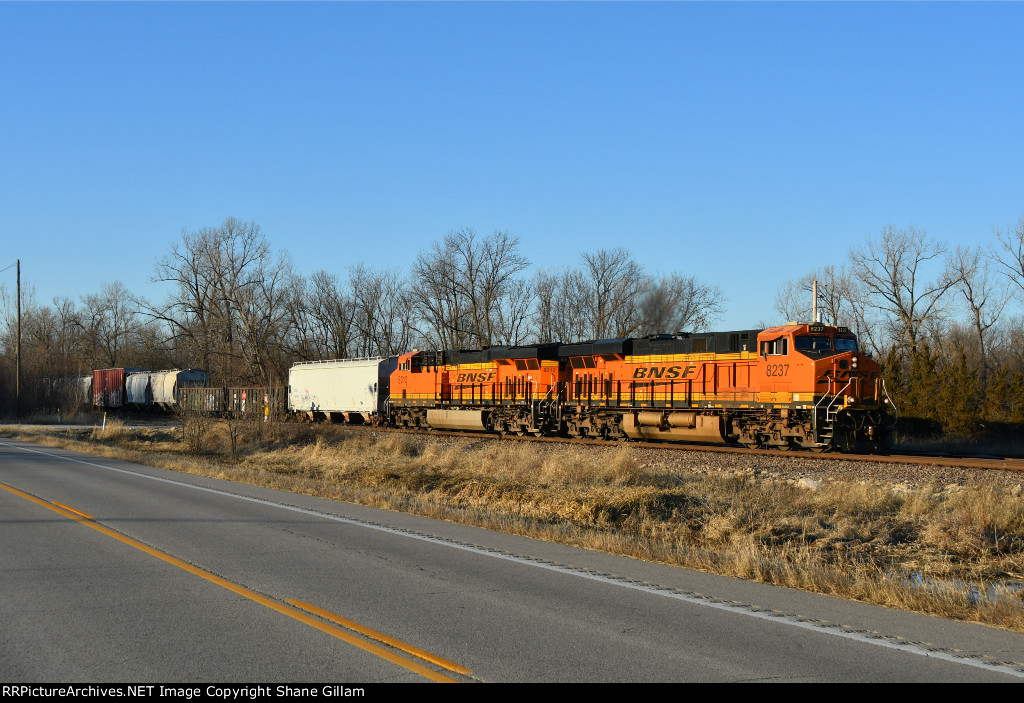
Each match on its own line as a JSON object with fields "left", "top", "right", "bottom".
{"left": 272, "top": 421, "right": 1024, "bottom": 474}
{"left": 403, "top": 427, "right": 1024, "bottom": 473}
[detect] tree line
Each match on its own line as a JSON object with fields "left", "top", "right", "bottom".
{"left": 0, "top": 218, "right": 723, "bottom": 414}
{"left": 3, "top": 213, "right": 1023, "bottom": 439}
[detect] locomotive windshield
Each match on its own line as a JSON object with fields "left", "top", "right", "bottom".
{"left": 794, "top": 335, "right": 859, "bottom": 354}
{"left": 794, "top": 336, "right": 832, "bottom": 352}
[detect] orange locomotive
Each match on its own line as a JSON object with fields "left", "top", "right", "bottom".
{"left": 387, "top": 323, "right": 892, "bottom": 452}
{"left": 559, "top": 323, "right": 890, "bottom": 451}
{"left": 389, "top": 344, "right": 564, "bottom": 436}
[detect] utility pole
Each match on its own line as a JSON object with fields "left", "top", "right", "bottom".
{"left": 16, "top": 259, "right": 21, "bottom": 417}
{"left": 812, "top": 279, "right": 820, "bottom": 324}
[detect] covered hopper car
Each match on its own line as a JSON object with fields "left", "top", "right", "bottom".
{"left": 125, "top": 369, "right": 210, "bottom": 409}
{"left": 288, "top": 357, "right": 397, "bottom": 423}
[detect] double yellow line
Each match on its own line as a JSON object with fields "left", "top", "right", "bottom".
{"left": 0, "top": 481, "right": 471, "bottom": 683}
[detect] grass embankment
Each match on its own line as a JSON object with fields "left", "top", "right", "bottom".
{"left": 3, "top": 417, "right": 1024, "bottom": 632}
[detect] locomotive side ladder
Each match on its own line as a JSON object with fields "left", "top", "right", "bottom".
{"left": 814, "top": 377, "right": 852, "bottom": 446}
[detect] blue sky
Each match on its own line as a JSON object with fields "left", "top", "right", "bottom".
{"left": 2, "top": 1, "right": 1022, "bottom": 332}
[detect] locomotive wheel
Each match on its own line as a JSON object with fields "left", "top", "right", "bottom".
{"left": 740, "top": 432, "right": 765, "bottom": 449}
{"left": 836, "top": 426, "right": 857, "bottom": 453}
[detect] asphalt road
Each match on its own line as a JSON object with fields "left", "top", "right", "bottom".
{"left": 2, "top": 437, "right": 1023, "bottom": 683}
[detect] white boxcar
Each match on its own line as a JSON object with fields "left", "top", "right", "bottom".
{"left": 288, "top": 357, "right": 396, "bottom": 422}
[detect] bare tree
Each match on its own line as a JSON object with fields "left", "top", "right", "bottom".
{"left": 80, "top": 281, "right": 142, "bottom": 368}
{"left": 350, "top": 264, "right": 413, "bottom": 356}
{"left": 534, "top": 253, "right": 672, "bottom": 343}
{"left": 149, "top": 226, "right": 223, "bottom": 372}
{"left": 774, "top": 265, "right": 854, "bottom": 326}
{"left": 532, "top": 267, "right": 589, "bottom": 344}
{"left": 307, "top": 270, "right": 355, "bottom": 359}
{"left": 147, "top": 218, "right": 293, "bottom": 384}
{"left": 411, "top": 228, "right": 530, "bottom": 349}
{"left": 0, "top": 282, "right": 37, "bottom": 356}
{"left": 411, "top": 237, "right": 468, "bottom": 349}
{"left": 847, "top": 224, "right": 956, "bottom": 356}
{"left": 281, "top": 275, "right": 319, "bottom": 361}
{"left": 231, "top": 248, "right": 295, "bottom": 385}
{"left": 51, "top": 297, "right": 85, "bottom": 374}
{"left": 580, "top": 248, "right": 646, "bottom": 339}
{"left": 492, "top": 277, "right": 534, "bottom": 346}
{"left": 948, "top": 244, "right": 1010, "bottom": 377}
{"left": 532, "top": 269, "right": 560, "bottom": 344}
{"left": 476, "top": 230, "right": 531, "bottom": 345}
{"left": 993, "top": 212, "right": 1024, "bottom": 299}
{"left": 371, "top": 272, "right": 415, "bottom": 355}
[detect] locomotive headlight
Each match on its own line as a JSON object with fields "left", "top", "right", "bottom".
{"left": 851, "top": 355, "right": 859, "bottom": 369}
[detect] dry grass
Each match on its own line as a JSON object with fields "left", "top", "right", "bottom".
{"left": 2, "top": 420, "right": 1023, "bottom": 632}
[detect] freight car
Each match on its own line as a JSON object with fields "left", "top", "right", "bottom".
{"left": 288, "top": 357, "right": 397, "bottom": 423}
{"left": 93, "top": 368, "right": 148, "bottom": 409}
{"left": 46, "top": 375, "right": 93, "bottom": 409}
{"left": 125, "top": 369, "right": 210, "bottom": 410}
{"left": 177, "top": 386, "right": 286, "bottom": 419}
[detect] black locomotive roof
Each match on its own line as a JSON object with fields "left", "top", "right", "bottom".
{"left": 485, "top": 343, "right": 562, "bottom": 361}
{"left": 630, "top": 330, "right": 760, "bottom": 355}
{"left": 419, "top": 343, "right": 563, "bottom": 366}
{"left": 558, "top": 338, "right": 633, "bottom": 357}
{"left": 415, "top": 332, "right": 760, "bottom": 366}
{"left": 558, "top": 331, "right": 761, "bottom": 358}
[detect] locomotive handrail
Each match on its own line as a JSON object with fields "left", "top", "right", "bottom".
{"left": 881, "top": 378, "right": 899, "bottom": 429}
{"left": 814, "top": 377, "right": 852, "bottom": 418}
{"left": 291, "top": 357, "right": 386, "bottom": 367}
{"left": 532, "top": 383, "right": 557, "bottom": 428}
{"left": 814, "top": 377, "right": 832, "bottom": 411}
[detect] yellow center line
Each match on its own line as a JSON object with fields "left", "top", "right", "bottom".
{"left": 287, "top": 599, "right": 474, "bottom": 675}
{"left": 0, "top": 481, "right": 460, "bottom": 683}
{"left": 50, "top": 501, "right": 93, "bottom": 519}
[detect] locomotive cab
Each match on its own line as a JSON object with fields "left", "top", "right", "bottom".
{"left": 756, "top": 324, "right": 890, "bottom": 451}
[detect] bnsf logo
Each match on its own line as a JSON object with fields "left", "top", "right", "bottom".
{"left": 457, "top": 371, "right": 497, "bottom": 382}
{"left": 632, "top": 365, "right": 696, "bottom": 380}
